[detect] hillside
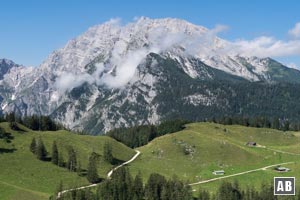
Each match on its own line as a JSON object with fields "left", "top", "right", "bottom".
{"left": 0, "top": 122, "right": 135, "bottom": 200}
{"left": 128, "top": 122, "right": 300, "bottom": 193}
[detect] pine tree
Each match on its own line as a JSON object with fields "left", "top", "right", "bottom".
{"left": 30, "top": 137, "right": 37, "bottom": 154}
{"left": 133, "top": 172, "right": 144, "bottom": 200}
{"left": 51, "top": 141, "right": 59, "bottom": 165}
{"left": 67, "top": 146, "right": 77, "bottom": 171}
{"left": 58, "top": 153, "right": 65, "bottom": 167}
{"left": 55, "top": 180, "right": 63, "bottom": 198}
{"left": 103, "top": 142, "right": 113, "bottom": 164}
{"left": 36, "top": 137, "right": 47, "bottom": 160}
{"left": 198, "top": 189, "right": 210, "bottom": 200}
{"left": 86, "top": 152, "right": 99, "bottom": 183}
{"left": 77, "top": 161, "right": 82, "bottom": 176}
{"left": 272, "top": 118, "right": 280, "bottom": 130}
{"left": 145, "top": 173, "right": 166, "bottom": 200}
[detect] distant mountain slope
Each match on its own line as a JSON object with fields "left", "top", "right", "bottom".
{"left": 1, "top": 18, "right": 300, "bottom": 134}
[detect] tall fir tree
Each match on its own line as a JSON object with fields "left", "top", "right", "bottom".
{"left": 145, "top": 173, "right": 167, "bottom": 200}
{"left": 67, "top": 146, "right": 77, "bottom": 171}
{"left": 103, "top": 142, "right": 113, "bottom": 164}
{"left": 58, "top": 153, "right": 65, "bottom": 167}
{"left": 55, "top": 180, "right": 63, "bottom": 197}
{"left": 198, "top": 189, "right": 210, "bottom": 200}
{"left": 86, "top": 152, "right": 99, "bottom": 183}
{"left": 30, "top": 137, "right": 37, "bottom": 154}
{"left": 51, "top": 141, "right": 59, "bottom": 165}
{"left": 132, "top": 172, "right": 144, "bottom": 200}
{"left": 36, "top": 137, "right": 47, "bottom": 160}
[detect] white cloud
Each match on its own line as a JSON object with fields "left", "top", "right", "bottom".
{"left": 211, "top": 24, "right": 229, "bottom": 34}
{"left": 288, "top": 22, "right": 300, "bottom": 39}
{"left": 228, "top": 36, "right": 300, "bottom": 57}
{"left": 286, "top": 62, "right": 299, "bottom": 69}
{"left": 55, "top": 63, "right": 105, "bottom": 93}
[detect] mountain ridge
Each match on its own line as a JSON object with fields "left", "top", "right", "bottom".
{"left": 1, "top": 17, "right": 300, "bottom": 134}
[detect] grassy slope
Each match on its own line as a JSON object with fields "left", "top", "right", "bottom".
{"left": 128, "top": 122, "right": 300, "bottom": 193}
{"left": 0, "top": 122, "right": 135, "bottom": 200}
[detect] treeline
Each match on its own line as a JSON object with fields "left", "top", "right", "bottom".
{"left": 198, "top": 180, "right": 300, "bottom": 200}
{"left": 55, "top": 168, "right": 192, "bottom": 200}
{"left": 1, "top": 112, "right": 64, "bottom": 131}
{"left": 30, "top": 137, "right": 113, "bottom": 184}
{"left": 107, "top": 116, "right": 300, "bottom": 149}
{"left": 54, "top": 170, "right": 300, "bottom": 200}
{"left": 107, "top": 119, "right": 188, "bottom": 148}
{"left": 208, "top": 116, "right": 299, "bottom": 131}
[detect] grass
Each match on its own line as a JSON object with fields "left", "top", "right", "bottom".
{"left": 128, "top": 122, "right": 300, "bottom": 193}
{"left": 0, "top": 122, "right": 135, "bottom": 200}
{"left": 1, "top": 121, "right": 300, "bottom": 198}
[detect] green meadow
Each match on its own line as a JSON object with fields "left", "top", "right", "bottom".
{"left": 0, "top": 122, "right": 135, "bottom": 200}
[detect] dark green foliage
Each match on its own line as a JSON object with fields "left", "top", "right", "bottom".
{"left": 259, "top": 182, "right": 277, "bottom": 200}
{"left": 67, "top": 146, "right": 77, "bottom": 171}
{"left": 51, "top": 141, "right": 59, "bottom": 165}
{"left": 54, "top": 174, "right": 290, "bottom": 200}
{"left": 77, "top": 161, "right": 83, "bottom": 176}
{"left": 23, "top": 115, "right": 62, "bottom": 131}
{"left": 87, "top": 152, "right": 100, "bottom": 183}
{"left": 97, "top": 167, "right": 133, "bottom": 200}
{"left": 144, "top": 173, "right": 167, "bottom": 200}
{"left": 132, "top": 172, "right": 144, "bottom": 200}
{"left": 59, "top": 186, "right": 96, "bottom": 200}
{"left": 0, "top": 127, "right": 13, "bottom": 143}
{"left": 35, "top": 137, "right": 47, "bottom": 160}
{"left": 5, "top": 112, "right": 15, "bottom": 123}
{"left": 55, "top": 180, "right": 63, "bottom": 197}
{"left": 160, "top": 176, "right": 193, "bottom": 200}
{"left": 156, "top": 119, "right": 188, "bottom": 135}
{"left": 198, "top": 189, "right": 210, "bottom": 200}
{"left": 209, "top": 116, "right": 295, "bottom": 132}
{"left": 9, "top": 122, "right": 23, "bottom": 131}
{"left": 58, "top": 153, "right": 65, "bottom": 167}
{"left": 216, "top": 181, "right": 244, "bottom": 200}
{"left": 5, "top": 112, "right": 64, "bottom": 131}
{"left": 103, "top": 142, "right": 113, "bottom": 164}
{"left": 107, "top": 119, "right": 187, "bottom": 148}
{"left": 30, "top": 137, "right": 37, "bottom": 153}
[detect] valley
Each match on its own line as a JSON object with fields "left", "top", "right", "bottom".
{"left": 1, "top": 121, "right": 299, "bottom": 199}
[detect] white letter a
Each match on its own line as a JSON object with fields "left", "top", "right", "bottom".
{"left": 277, "top": 181, "right": 284, "bottom": 191}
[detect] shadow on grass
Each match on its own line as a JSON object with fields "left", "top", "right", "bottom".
{"left": 43, "top": 157, "right": 52, "bottom": 162}
{"left": 112, "top": 158, "right": 126, "bottom": 165}
{"left": 0, "top": 148, "right": 17, "bottom": 154}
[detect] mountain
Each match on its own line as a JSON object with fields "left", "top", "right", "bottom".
{"left": 1, "top": 17, "right": 300, "bottom": 134}
{"left": 0, "top": 59, "right": 22, "bottom": 80}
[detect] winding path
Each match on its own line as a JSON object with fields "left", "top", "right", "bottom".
{"left": 188, "top": 161, "right": 295, "bottom": 186}
{"left": 57, "top": 150, "right": 140, "bottom": 199}
{"left": 107, "top": 150, "right": 141, "bottom": 178}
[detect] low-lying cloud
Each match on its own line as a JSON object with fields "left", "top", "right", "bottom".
{"left": 229, "top": 36, "right": 300, "bottom": 57}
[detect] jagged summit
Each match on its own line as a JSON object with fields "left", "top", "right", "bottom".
{"left": 39, "top": 17, "right": 209, "bottom": 73}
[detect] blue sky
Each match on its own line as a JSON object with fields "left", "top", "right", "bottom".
{"left": 0, "top": 0, "right": 299, "bottom": 67}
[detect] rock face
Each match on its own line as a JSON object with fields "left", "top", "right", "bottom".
{"left": 1, "top": 18, "right": 300, "bottom": 134}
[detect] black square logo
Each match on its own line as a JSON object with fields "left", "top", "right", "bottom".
{"left": 274, "top": 177, "right": 295, "bottom": 195}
